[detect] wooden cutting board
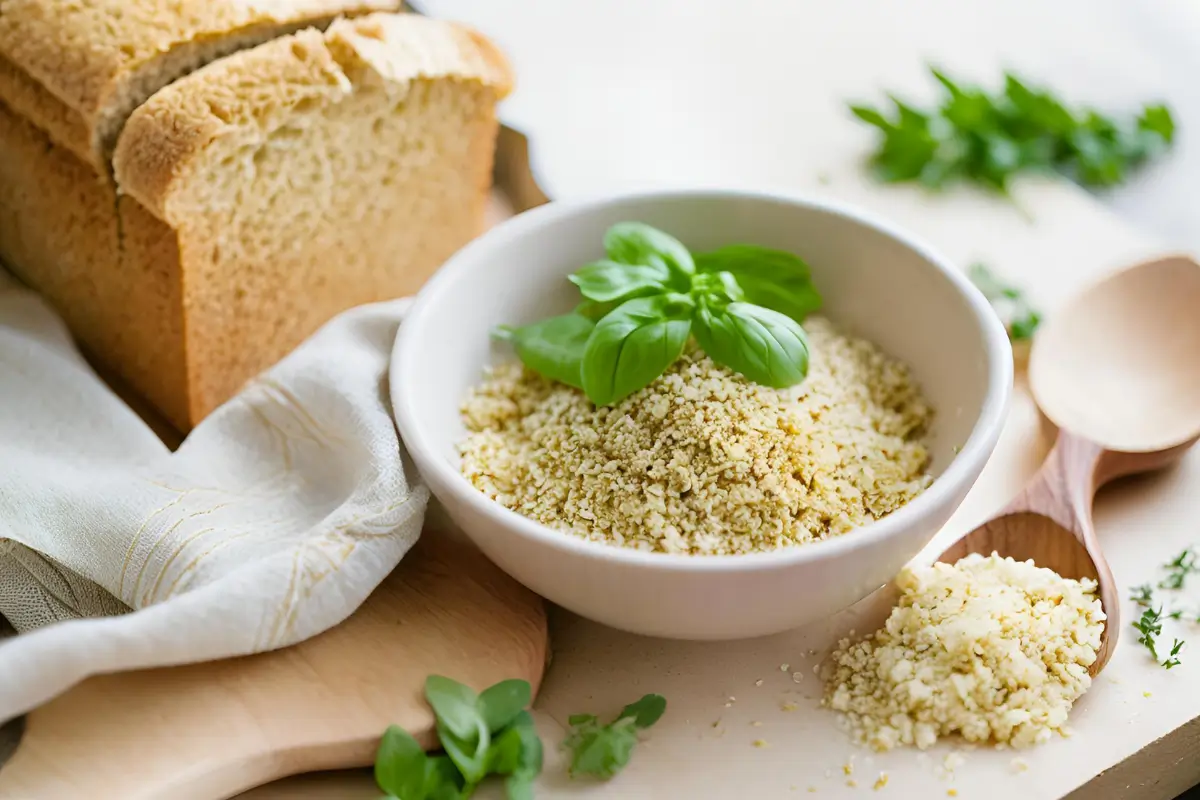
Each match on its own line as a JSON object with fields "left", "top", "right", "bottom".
{"left": 0, "top": 526, "right": 547, "bottom": 800}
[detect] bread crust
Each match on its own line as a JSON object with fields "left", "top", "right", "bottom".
{"left": 114, "top": 13, "right": 513, "bottom": 223}
{"left": 0, "top": 0, "right": 399, "bottom": 169}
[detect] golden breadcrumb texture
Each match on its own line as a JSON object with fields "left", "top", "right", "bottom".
{"left": 822, "top": 554, "right": 1106, "bottom": 751}
{"left": 459, "top": 317, "right": 933, "bottom": 555}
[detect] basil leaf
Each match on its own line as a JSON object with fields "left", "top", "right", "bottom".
{"left": 497, "top": 313, "right": 593, "bottom": 390}
{"left": 506, "top": 775, "right": 535, "bottom": 800}
{"left": 511, "top": 711, "right": 544, "bottom": 775}
{"left": 485, "top": 726, "right": 524, "bottom": 775}
{"left": 694, "top": 302, "right": 810, "bottom": 388}
{"left": 375, "top": 725, "right": 428, "bottom": 800}
{"left": 617, "top": 694, "right": 667, "bottom": 729}
{"left": 425, "top": 675, "right": 482, "bottom": 742}
{"left": 694, "top": 246, "right": 822, "bottom": 322}
{"left": 569, "top": 260, "right": 670, "bottom": 303}
{"left": 575, "top": 299, "right": 618, "bottom": 322}
{"left": 477, "top": 679, "right": 532, "bottom": 734}
{"left": 439, "top": 721, "right": 490, "bottom": 785}
{"left": 424, "top": 755, "right": 465, "bottom": 800}
{"left": 603, "top": 222, "right": 695, "bottom": 282}
{"left": 581, "top": 295, "right": 693, "bottom": 407}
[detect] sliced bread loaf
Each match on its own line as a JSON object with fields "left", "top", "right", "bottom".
{"left": 0, "top": 0, "right": 399, "bottom": 172}
{"left": 0, "top": 11, "right": 511, "bottom": 430}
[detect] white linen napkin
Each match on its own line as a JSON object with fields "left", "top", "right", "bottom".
{"left": 0, "top": 269, "right": 429, "bottom": 723}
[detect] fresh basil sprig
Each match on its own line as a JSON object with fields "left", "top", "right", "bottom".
{"left": 562, "top": 693, "right": 667, "bottom": 780}
{"left": 496, "top": 223, "right": 821, "bottom": 406}
{"left": 375, "top": 676, "right": 542, "bottom": 800}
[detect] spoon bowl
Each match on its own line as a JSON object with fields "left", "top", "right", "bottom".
{"left": 938, "top": 255, "right": 1200, "bottom": 675}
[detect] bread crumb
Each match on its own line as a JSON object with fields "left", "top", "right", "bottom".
{"left": 822, "top": 554, "right": 1104, "bottom": 751}
{"left": 782, "top": 702, "right": 799, "bottom": 712}
{"left": 751, "top": 721, "right": 763, "bottom": 727}
{"left": 460, "top": 319, "right": 933, "bottom": 554}
{"left": 847, "top": 779, "right": 859, "bottom": 788}
{"left": 947, "top": 790, "right": 958, "bottom": 798}
{"left": 944, "top": 753, "right": 965, "bottom": 772}
{"left": 753, "top": 739, "right": 769, "bottom": 748}
{"left": 1010, "top": 758, "right": 1029, "bottom": 773}
{"left": 793, "top": 672, "right": 805, "bottom": 683}
{"left": 756, "top": 679, "right": 765, "bottom": 687}
{"left": 843, "top": 758, "right": 855, "bottom": 776}
{"left": 781, "top": 663, "right": 791, "bottom": 672}
{"left": 1143, "top": 691, "right": 1153, "bottom": 698}
{"left": 808, "top": 788, "right": 818, "bottom": 794}
{"left": 874, "top": 773, "right": 889, "bottom": 790}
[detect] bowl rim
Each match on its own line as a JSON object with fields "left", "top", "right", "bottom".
{"left": 392, "top": 187, "right": 1013, "bottom": 573}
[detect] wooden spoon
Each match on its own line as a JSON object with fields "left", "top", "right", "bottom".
{"left": 0, "top": 528, "right": 548, "bottom": 800}
{"left": 938, "top": 255, "right": 1200, "bottom": 674}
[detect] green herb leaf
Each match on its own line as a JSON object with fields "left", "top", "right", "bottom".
{"left": 425, "top": 675, "right": 483, "bottom": 742}
{"left": 439, "top": 721, "right": 490, "bottom": 785}
{"left": 485, "top": 726, "right": 525, "bottom": 775}
{"left": 1163, "top": 638, "right": 1185, "bottom": 669}
{"left": 968, "top": 263, "right": 1042, "bottom": 342}
{"left": 1134, "top": 606, "right": 1165, "bottom": 662}
{"left": 1130, "top": 584, "right": 1155, "bottom": 608}
{"left": 478, "top": 679, "right": 533, "bottom": 735}
{"left": 694, "top": 246, "right": 823, "bottom": 323}
{"left": 504, "top": 710, "right": 544, "bottom": 800}
{"left": 375, "top": 725, "right": 429, "bottom": 800}
{"left": 496, "top": 313, "right": 594, "bottom": 390}
{"left": 617, "top": 694, "right": 668, "bottom": 728}
{"left": 604, "top": 222, "right": 695, "bottom": 283}
{"left": 1159, "top": 547, "right": 1198, "bottom": 591}
{"left": 850, "top": 66, "right": 1175, "bottom": 195}
{"left": 569, "top": 260, "right": 670, "bottom": 303}
{"left": 581, "top": 294, "right": 693, "bottom": 406}
{"left": 562, "top": 695, "right": 666, "bottom": 781}
{"left": 694, "top": 302, "right": 810, "bottom": 389}
{"left": 424, "top": 756, "right": 465, "bottom": 800}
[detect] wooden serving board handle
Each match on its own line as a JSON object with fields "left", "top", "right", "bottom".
{"left": 0, "top": 530, "right": 548, "bottom": 800}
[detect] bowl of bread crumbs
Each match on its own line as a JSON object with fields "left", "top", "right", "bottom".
{"left": 393, "top": 189, "right": 1012, "bottom": 639}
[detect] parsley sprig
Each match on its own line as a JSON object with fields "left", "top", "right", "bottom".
{"left": 1133, "top": 606, "right": 1166, "bottom": 662}
{"left": 374, "top": 676, "right": 542, "bottom": 800}
{"left": 496, "top": 223, "right": 821, "bottom": 406}
{"left": 562, "top": 694, "right": 667, "bottom": 780}
{"left": 850, "top": 67, "right": 1175, "bottom": 195}
{"left": 968, "top": 263, "right": 1042, "bottom": 342}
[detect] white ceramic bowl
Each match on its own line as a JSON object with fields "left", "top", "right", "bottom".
{"left": 393, "top": 189, "right": 1012, "bottom": 640}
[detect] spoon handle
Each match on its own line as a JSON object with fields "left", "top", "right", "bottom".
{"left": 1002, "top": 429, "right": 1104, "bottom": 542}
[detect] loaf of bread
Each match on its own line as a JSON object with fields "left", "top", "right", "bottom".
{"left": 0, "top": 2, "right": 511, "bottom": 430}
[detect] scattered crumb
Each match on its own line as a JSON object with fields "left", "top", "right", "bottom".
{"left": 813, "top": 663, "right": 820, "bottom": 675}
{"left": 847, "top": 779, "right": 859, "bottom": 789}
{"left": 947, "top": 790, "right": 958, "bottom": 798}
{"left": 844, "top": 759, "right": 855, "bottom": 776}
{"left": 944, "top": 753, "right": 965, "bottom": 772}
{"left": 808, "top": 788, "right": 818, "bottom": 794}
{"left": 793, "top": 672, "right": 805, "bottom": 683}
{"left": 1143, "top": 691, "right": 1153, "bottom": 698}
{"left": 824, "top": 769, "right": 833, "bottom": 779}
{"left": 753, "top": 739, "right": 769, "bottom": 748}
{"left": 725, "top": 702, "right": 733, "bottom": 708}
{"left": 874, "top": 773, "right": 889, "bottom": 790}
{"left": 756, "top": 679, "right": 765, "bottom": 687}
{"left": 1011, "top": 758, "right": 1029, "bottom": 773}
{"left": 782, "top": 702, "right": 799, "bottom": 712}
{"left": 712, "top": 719, "right": 722, "bottom": 728}
{"left": 751, "top": 721, "right": 763, "bottom": 727}
{"left": 781, "top": 663, "right": 791, "bottom": 672}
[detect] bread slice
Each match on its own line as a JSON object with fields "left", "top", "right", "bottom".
{"left": 0, "top": 12, "right": 511, "bottom": 430}
{"left": 0, "top": 0, "right": 400, "bottom": 173}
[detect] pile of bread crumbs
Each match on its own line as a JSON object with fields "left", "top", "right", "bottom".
{"left": 458, "top": 316, "right": 933, "bottom": 555}
{"left": 822, "top": 553, "right": 1106, "bottom": 751}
